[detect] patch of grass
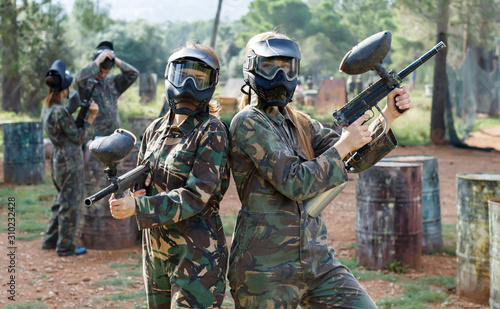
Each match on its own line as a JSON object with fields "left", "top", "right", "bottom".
{"left": 0, "top": 180, "right": 55, "bottom": 239}
{"left": 473, "top": 114, "right": 500, "bottom": 131}
{"left": 221, "top": 214, "right": 237, "bottom": 237}
{"left": 94, "top": 277, "right": 134, "bottom": 288}
{"left": 3, "top": 302, "right": 47, "bottom": 309}
{"left": 94, "top": 261, "right": 143, "bottom": 289}
{"left": 339, "top": 258, "right": 399, "bottom": 282}
{"left": 377, "top": 276, "right": 454, "bottom": 308}
{"left": 93, "top": 290, "right": 146, "bottom": 303}
{"left": 441, "top": 223, "right": 457, "bottom": 256}
{"left": 109, "top": 262, "right": 141, "bottom": 269}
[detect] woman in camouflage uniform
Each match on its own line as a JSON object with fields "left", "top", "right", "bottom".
{"left": 109, "top": 43, "right": 230, "bottom": 308}
{"left": 227, "top": 31, "right": 412, "bottom": 308}
{"left": 41, "top": 60, "right": 98, "bottom": 256}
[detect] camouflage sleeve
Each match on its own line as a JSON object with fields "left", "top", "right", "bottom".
{"left": 233, "top": 113, "right": 347, "bottom": 201}
{"left": 54, "top": 106, "right": 92, "bottom": 145}
{"left": 347, "top": 118, "right": 398, "bottom": 173}
{"left": 74, "top": 62, "right": 99, "bottom": 97}
{"left": 309, "top": 119, "right": 341, "bottom": 156}
{"left": 134, "top": 125, "right": 229, "bottom": 228}
{"left": 114, "top": 60, "right": 139, "bottom": 96}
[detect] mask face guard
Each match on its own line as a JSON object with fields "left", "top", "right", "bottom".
{"left": 244, "top": 39, "right": 301, "bottom": 81}
{"left": 164, "top": 48, "right": 220, "bottom": 116}
{"left": 243, "top": 38, "right": 301, "bottom": 107}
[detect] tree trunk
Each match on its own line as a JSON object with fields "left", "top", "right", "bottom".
{"left": 210, "top": 0, "right": 223, "bottom": 49}
{"left": 1, "top": 0, "right": 21, "bottom": 113}
{"left": 430, "top": 0, "right": 449, "bottom": 145}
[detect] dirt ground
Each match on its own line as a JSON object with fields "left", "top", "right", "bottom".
{"left": 1, "top": 127, "right": 500, "bottom": 308}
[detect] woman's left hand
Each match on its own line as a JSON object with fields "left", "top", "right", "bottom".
{"left": 109, "top": 191, "right": 137, "bottom": 219}
{"left": 384, "top": 85, "right": 412, "bottom": 120}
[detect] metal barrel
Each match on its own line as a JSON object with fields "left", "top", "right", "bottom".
{"left": 77, "top": 140, "right": 140, "bottom": 250}
{"left": 383, "top": 155, "right": 442, "bottom": 253}
{"left": 490, "top": 197, "right": 500, "bottom": 309}
{"left": 456, "top": 173, "right": 500, "bottom": 305}
{"left": 2, "top": 122, "right": 45, "bottom": 184}
{"left": 355, "top": 161, "right": 423, "bottom": 270}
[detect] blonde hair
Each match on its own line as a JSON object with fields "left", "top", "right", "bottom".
{"left": 164, "top": 42, "right": 221, "bottom": 119}
{"left": 239, "top": 31, "right": 315, "bottom": 160}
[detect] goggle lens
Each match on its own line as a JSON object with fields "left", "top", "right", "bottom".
{"left": 255, "top": 56, "right": 299, "bottom": 81}
{"left": 167, "top": 60, "right": 215, "bottom": 90}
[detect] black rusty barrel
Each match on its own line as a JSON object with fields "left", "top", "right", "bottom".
{"left": 383, "top": 155, "right": 442, "bottom": 254}
{"left": 77, "top": 140, "right": 140, "bottom": 250}
{"left": 356, "top": 161, "right": 423, "bottom": 270}
{"left": 456, "top": 173, "right": 500, "bottom": 305}
{"left": 2, "top": 122, "right": 45, "bottom": 184}
{"left": 490, "top": 197, "right": 500, "bottom": 309}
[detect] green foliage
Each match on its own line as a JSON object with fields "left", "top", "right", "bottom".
{"left": 384, "top": 260, "right": 411, "bottom": 273}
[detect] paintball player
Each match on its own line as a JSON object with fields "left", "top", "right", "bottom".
{"left": 75, "top": 41, "right": 139, "bottom": 137}
{"left": 41, "top": 60, "right": 99, "bottom": 256}
{"left": 227, "top": 31, "right": 412, "bottom": 308}
{"left": 108, "top": 42, "right": 230, "bottom": 308}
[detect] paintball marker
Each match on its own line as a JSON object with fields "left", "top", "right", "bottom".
{"left": 84, "top": 129, "right": 150, "bottom": 207}
{"left": 333, "top": 30, "right": 446, "bottom": 170}
{"left": 75, "top": 80, "right": 98, "bottom": 128}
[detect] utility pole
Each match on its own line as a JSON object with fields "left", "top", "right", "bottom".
{"left": 210, "top": 0, "right": 223, "bottom": 48}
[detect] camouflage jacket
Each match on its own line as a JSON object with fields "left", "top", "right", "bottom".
{"left": 74, "top": 60, "right": 139, "bottom": 137}
{"left": 228, "top": 100, "right": 396, "bottom": 276}
{"left": 134, "top": 112, "right": 230, "bottom": 229}
{"left": 41, "top": 102, "right": 94, "bottom": 154}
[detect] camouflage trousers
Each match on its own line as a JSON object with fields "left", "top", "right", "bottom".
{"left": 229, "top": 247, "right": 377, "bottom": 309}
{"left": 42, "top": 152, "right": 84, "bottom": 256}
{"left": 141, "top": 225, "right": 228, "bottom": 308}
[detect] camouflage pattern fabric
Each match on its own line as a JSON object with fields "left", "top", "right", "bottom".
{"left": 74, "top": 60, "right": 139, "bottom": 137}
{"left": 228, "top": 99, "right": 396, "bottom": 308}
{"left": 41, "top": 103, "right": 94, "bottom": 256}
{"left": 134, "top": 112, "right": 230, "bottom": 308}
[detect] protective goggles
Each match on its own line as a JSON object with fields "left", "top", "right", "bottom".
{"left": 254, "top": 56, "right": 299, "bottom": 81}
{"left": 166, "top": 60, "right": 218, "bottom": 91}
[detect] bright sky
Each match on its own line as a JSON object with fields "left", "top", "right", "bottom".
{"left": 57, "top": 0, "right": 253, "bottom": 23}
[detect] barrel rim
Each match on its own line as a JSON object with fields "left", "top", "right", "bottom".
{"left": 456, "top": 173, "right": 500, "bottom": 181}
{"left": 383, "top": 155, "right": 437, "bottom": 162}
{"left": 373, "top": 161, "right": 424, "bottom": 168}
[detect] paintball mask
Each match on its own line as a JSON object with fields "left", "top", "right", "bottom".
{"left": 243, "top": 38, "right": 301, "bottom": 107}
{"left": 46, "top": 60, "right": 73, "bottom": 92}
{"left": 164, "top": 48, "right": 219, "bottom": 116}
{"left": 93, "top": 41, "right": 115, "bottom": 70}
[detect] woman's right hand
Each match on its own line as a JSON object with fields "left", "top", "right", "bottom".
{"left": 333, "top": 114, "right": 372, "bottom": 159}
{"left": 87, "top": 101, "right": 99, "bottom": 124}
{"left": 131, "top": 175, "right": 151, "bottom": 198}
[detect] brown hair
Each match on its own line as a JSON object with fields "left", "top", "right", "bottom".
{"left": 239, "top": 31, "right": 315, "bottom": 160}
{"left": 43, "top": 75, "right": 64, "bottom": 107}
{"left": 164, "top": 42, "right": 222, "bottom": 119}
